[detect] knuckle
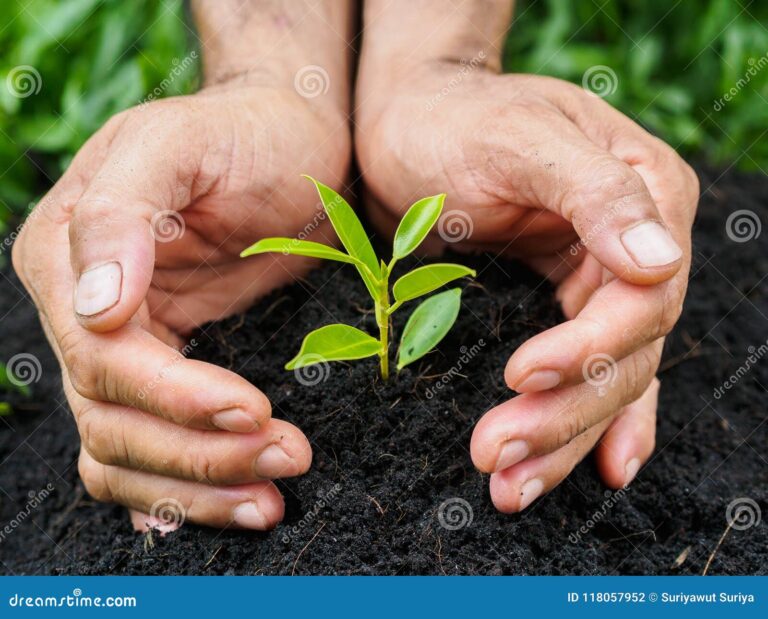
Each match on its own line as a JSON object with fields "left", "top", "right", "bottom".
{"left": 61, "top": 331, "right": 101, "bottom": 400}
{"left": 652, "top": 282, "right": 686, "bottom": 338}
{"left": 77, "top": 453, "right": 112, "bottom": 503}
{"left": 77, "top": 404, "right": 114, "bottom": 464}
{"left": 187, "top": 451, "right": 217, "bottom": 485}
{"left": 568, "top": 160, "right": 648, "bottom": 221}
{"left": 557, "top": 410, "right": 590, "bottom": 448}
{"left": 621, "top": 350, "right": 656, "bottom": 403}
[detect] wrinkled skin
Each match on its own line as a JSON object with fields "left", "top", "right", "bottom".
{"left": 356, "top": 67, "right": 698, "bottom": 511}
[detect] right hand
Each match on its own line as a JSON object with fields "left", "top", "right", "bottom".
{"left": 12, "top": 82, "right": 351, "bottom": 531}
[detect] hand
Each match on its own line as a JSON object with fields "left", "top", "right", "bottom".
{"left": 356, "top": 8, "right": 698, "bottom": 512}
{"left": 13, "top": 80, "right": 351, "bottom": 529}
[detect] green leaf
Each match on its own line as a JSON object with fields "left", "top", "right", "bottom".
{"left": 0, "top": 362, "right": 30, "bottom": 397}
{"left": 392, "top": 194, "right": 446, "bottom": 259}
{"left": 397, "top": 288, "right": 462, "bottom": 370}
{"left": 286, "top": 324, "right": 380, "bottom": 370}
{"left": 240, "top": 238, "right": 360, "bottom": 266}
{"left": 303, "top": 176, "right": 380, "bottom": 277}
{"left": 393, "top": 263, "right": 476, "bottom": 304}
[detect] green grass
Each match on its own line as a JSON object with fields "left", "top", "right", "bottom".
{"left": 0, "top": 0, "right": 766, "bottom": 227}
{"left": 0, "top": 0, "right": 198, "bottom": 221}
{"left": 504, "top": 0, "right": 768, "bottom": 171}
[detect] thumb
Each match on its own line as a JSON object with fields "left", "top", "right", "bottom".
{"left": 534, "top": 132, "right": 683, "bottom": 285}
{"left": 70, "top": 121, "right": 192, "bottom": 332}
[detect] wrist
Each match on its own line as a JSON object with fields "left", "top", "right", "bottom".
{"left": 358, "top": 0, "right": 511, "bottom": 87}
{"left": 192, "top": 0, "right": 354, "bottom": 110}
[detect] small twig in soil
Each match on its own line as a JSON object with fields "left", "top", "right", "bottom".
{"left": 352, "top": 303, "right": 374, "bottom": 316}
{"left": 204, "top": 545, "right": 223, "bottom": 569}
{"left": 703, "top": 520, "right": 735, "bottom": 575}
{"left": 367, "top": 495, "right": 387, "bottom": 516}
{"left": 672, "top": 545, "right": 691, "bottom": 569}
{"left": 292, "top": 521, "right": 326, "bottom": 576}
{"left": 143, "top": 529, "right": 154, "bottom": 553}
{"left": 388, "top": 396, "right": 402, "bottom": 410}
{"left": 435, "top": 535, "right": 447, "bottom": 576}
{"left": 258, "top": 296, "right": 291, "bottom": 323}
{"left": 222, "top": 313, "right": 246, "bottom": 336}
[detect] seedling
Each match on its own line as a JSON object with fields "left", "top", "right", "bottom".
{"left": 240, "top": 176, "right": 475, "bottom": 380}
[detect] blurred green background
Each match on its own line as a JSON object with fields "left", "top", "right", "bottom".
{"left": 0, "top": 0, "right": 766, "bottom": 227}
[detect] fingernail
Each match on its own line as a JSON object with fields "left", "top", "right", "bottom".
{"left": 519, "top": 478, "right": 544, "bottom": 511}
{"left": 495, "top": 440, "right": 530, "bottom": 471}
{"left": 75, "top": 262, "right": 122, "bottom": 316}
{"left": 515, "top": 369, "right": 561, "bottom": 392}
{"left": 253, "top": 444, "right": 295, "bottom": 477}
{"left": 620, "top": 221, "right": 682, "bottom": 268}
{"left": 211, "top": 408, "right": 259, "bottom": 433}
{"left": 233, "top": 502, "right": 269, "bottom": 529}
{"left": 624, "top": 457, "right": 641, "bottom": 485}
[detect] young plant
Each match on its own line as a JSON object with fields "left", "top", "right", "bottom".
{"left": 240, "top": 176, "right": 475, "bottom": 380}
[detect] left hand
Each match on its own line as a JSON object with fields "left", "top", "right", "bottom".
{"left": 355, "top": 66, "right": 698, "bottom": 512}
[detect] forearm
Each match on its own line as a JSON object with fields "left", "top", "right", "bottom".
{"left": 359, "top": 0, "right": 513, "bottom": 79}
{"left": 192, "top": 0, "right": 354, "bottom": 108}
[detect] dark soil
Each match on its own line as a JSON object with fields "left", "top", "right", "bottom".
{"left": 1, "top": 166, "right": 766, "bottom": 575}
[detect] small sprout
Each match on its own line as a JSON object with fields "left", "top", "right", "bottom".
{"left": 241, "top": 176, "right": 475, "bottom": 380}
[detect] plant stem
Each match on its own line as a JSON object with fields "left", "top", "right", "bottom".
{"left": 376, "top": 262, "right": 391, "bottom": 380}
